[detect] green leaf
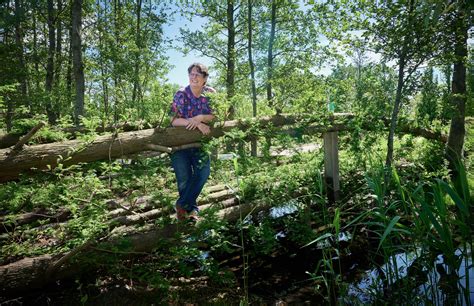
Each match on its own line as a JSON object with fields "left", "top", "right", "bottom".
{"left": 377, "top": 215, "right": 401, "bottom": 251}
{"left": 302, "top": 232, "right": 333, "bottom": 248}
{"left": 437, "top": 179, "right": 469, "bottom": 217}
{"left": 333, "top": 207, "right": 340, "bottom": 237}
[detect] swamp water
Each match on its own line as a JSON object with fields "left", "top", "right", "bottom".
{"left": 234, "top": 200, "right": 474, "bottom": 305}
{"left": 347, "top": 246, "right": 474, "bottom": 305}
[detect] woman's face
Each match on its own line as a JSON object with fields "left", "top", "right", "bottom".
{"left": 188, "top": 67, "right": 207, "bottom": 90}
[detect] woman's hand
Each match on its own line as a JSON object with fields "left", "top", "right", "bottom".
{"left": 197, "top": 123, "right": 211, "bottom": 135}
{"left": 185, "top": 118, "right": 201, "bottom": 130}
{"left": 185, "top": 118, "right": 210, "bottom": 135}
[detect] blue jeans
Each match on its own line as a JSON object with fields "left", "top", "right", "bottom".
{"left": 170, "top": 148, "right": 210, "bottom": 212}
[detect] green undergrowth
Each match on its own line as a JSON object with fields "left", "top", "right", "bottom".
{"left": 0, "top": 138, "right": 325, "bottom": 263}
{"left": 0, "top": 123, "right": 472, "bottom": 304}
{"left": 0, "top": 156, "right": 176, "bottom": 263}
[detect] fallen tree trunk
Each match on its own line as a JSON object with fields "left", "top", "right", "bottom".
{"left": 382, "top": 118, "right": 448, "bottom": 143}
{"left": 0, "top": 185, "right": 233, "bottom": 241}
{"left": 0, "top": 115, "right": 306, "bottom": 182}
{"left": 0, "top": 115, "right": 455, "bottom": 150}
{"left": 0, "top": 196, "right": 264, "bottom": 295}
{"left": 0, "top": 121, "right": 156, "bottom": 149}
{"left": 0, "top": 114, "right": 447, "bottom": 182}
{"left": 0, "top": 208, "right": 71, "bottom": 234}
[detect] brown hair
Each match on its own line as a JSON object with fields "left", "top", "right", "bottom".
{"left": 188, "top": 63, "right": 209, "bottom": 78}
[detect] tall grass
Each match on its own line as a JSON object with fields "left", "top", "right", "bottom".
{"left": 352, "top": 160, "right": 473, "bottom": 304}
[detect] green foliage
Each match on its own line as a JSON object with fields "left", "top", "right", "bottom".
{"left": 0, "top": 0, "right": 171, "bottom": 129}
{"left": 398, "top": 135, "right": 448, "bottom": 175}
{"left": 0, "top": 84, "right": 17, "bottom": 111}
{"left": 1, "top": 0, "right": 473, "bottom": 301}
{"left": 467, "top": 46, "right": 474, "bottom": 117}
{"left": 0, "top": 169, "right": 111, "bottom": 260}
{"left": 411, "top": 179, "right": 468, "bottom": 268}
{"left": 416, "top": 66, "right": 441, "bottom": 124}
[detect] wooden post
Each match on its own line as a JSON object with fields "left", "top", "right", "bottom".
{"left": 323, "top": 131, "right": 340, "bottom": 203}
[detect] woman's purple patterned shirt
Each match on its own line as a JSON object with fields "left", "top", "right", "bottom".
{"left": 170, "top": 85, "right": 214, "bottom": 119}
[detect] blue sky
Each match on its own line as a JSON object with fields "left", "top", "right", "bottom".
{"left": 163, "top": 11, "right": 213, "bottom": 87}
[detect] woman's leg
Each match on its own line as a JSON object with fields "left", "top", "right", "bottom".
{"left": 182, "top": 149, "right": 211, "bottom": 212}
{"left": 170, "top": 149, "right": 193, "bottom": 212}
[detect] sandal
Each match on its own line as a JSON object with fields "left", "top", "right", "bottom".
{"left": 176, "top": 205, "right": 188, "bottom": 221}
{"left": 188, "top": 210, "right": 200, "bottom": 223}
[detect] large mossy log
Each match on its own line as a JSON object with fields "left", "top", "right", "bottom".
{"left": 0, "top": 121, "right": 156, "bottom": 149}
{"left": 0, "top": 114, "right": 447, "bottom": 182}
{"left": 0, "top": 115, "right": 305, "bottom": 182}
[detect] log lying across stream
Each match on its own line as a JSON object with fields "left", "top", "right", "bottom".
{"left": 0, "top": 113, "right": 447, "bottom": 183}
{"left": 0, "top": 115, "right": 306, "bottom": 182}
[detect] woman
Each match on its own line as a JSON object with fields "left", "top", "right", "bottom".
{"left": 169, "top": 63, "right": 216, "bottom": 222}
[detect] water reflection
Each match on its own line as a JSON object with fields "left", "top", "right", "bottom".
{"left": 348, "top": 246, "right": 474, "bottom": 305}
{"left": 269, "top": 199, "right": 301, "bottom": 218}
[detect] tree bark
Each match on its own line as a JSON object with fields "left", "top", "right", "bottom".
{"left": 266, "top": 0, "right": 276, "bottom": 110}
{"left": 54, "top": 0, "right": 63, "bottom": 88}
{"left": 226, "top": 0, "right": 236, "bottom": 118}
{"left": 72, "top": 0, "right": 85, "bottom": 125}
{"left": 32, "top": 4, "right": 40, "bottom": 98}
{"left": 96, "top": 0, "right": 110, "bottom": 119}
{"left": 384, "top": 0, "right": 414, "bottom": 182}
{"left": 0, "top": 115, "right": 302, "bottom": 182}
{"left": 14, "top": 0, "right": 29, "bottom": 110}
{"left": 66, "top": 17, "right": 73, "bottom": 102}
{"left": 385, "top": 54, "right": 406, "bottom": 173}
{"left": 46, "top": 0, "right": 57, "bottom": 124}
{"left": 248, "top": 0, "right": 258, "bottom": 157}
{"left": 132, "top": 0, "right": 142, "bottom": 109}
{"left": 445, "top": 0, "right": 468, "bottom": 182}
{"left": 112, "top": 0, "right": 123, "bottom": 122}
{"left": 8, "top": 121, "right": 45, "bottom": 157}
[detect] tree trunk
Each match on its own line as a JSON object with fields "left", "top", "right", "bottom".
{"left": 46, "top": 0, "right": 57, "bottom": 124}
{"left": 72, "top": 0, "right": 85, "bottom": 126}
{"left": 112, "top": 0, "right": 123, "bottom": 123}
{"left": 66, "top": 13, "right": 73, "bottom": 103}
{"left": 264, "top": 0, "right": 278, "bottom": 152}
{"left": 266, "top": 0, "right": 276, "bottom": 110}
{"left": 384, "top": 0, "right": 414, "bottom": 183}
{"left": 226, "top": 0, "right": 236, "bottom": 118}
{"left": 0, "top": 114, "right": 447, "bottom": 149}
{"left": 14, "top": 0, "right": 29, "bottom": 110}
{"left": 55, "top": 0, "right": 63, "bottom": 89}
{"left": 96, "top": 0, "right": 110, "bottom": 119}
{"left": 32, "top": 7, "right": 40, "bottom": 98}
{"left": 5, "top": 97, "right": 13, "bottom": 133}
{"left": 132, "top": 0, "right": 142, "bottom": 110}
{"left": 248, "top": 0, "right": 258, "bottom": 157}
{"left": 445, "top": 0, "right": 468, "bottom": 183}
{"left": 2, "top": 26, "right": 13, "bottom": 132}
{"left": 0, "top": 115, "right": 302, "bottom": 181}
{"left": 385, "top": 54, "right": 406, "bottom": 174}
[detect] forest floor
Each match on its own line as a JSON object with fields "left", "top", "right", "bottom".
{"left": 0, "top": 142, "right": 330, "bottom": 305}
{"left": 1, "top": 125, "right": 473, "bottom": 305}
{"left": 1, "top": 202, "right": 371, "bottom": 305}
